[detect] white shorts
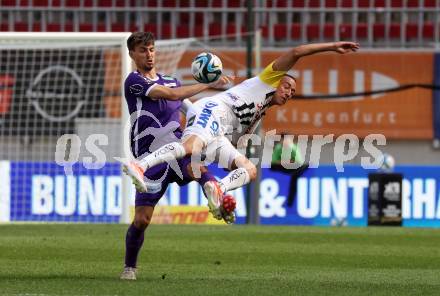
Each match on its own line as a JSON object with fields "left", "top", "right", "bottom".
{"left": 183, "top": 98, "right": 244, "bottom": 169}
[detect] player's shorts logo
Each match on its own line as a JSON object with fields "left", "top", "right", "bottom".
{"left": 144, "top": 182, "right": 162, "bottom": 194}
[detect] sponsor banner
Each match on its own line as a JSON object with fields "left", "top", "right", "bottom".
{"left": 0, "top": 48, "right": 106, "bottom": 136}
{"left": 9, "top": 162, "right": 121, "bottom": 223}
{"left": 0, "top": 161, "right": 11, "bottom": 222}
{"left": 157, "top": 164, "right": 440, "bottom": 227}
{"left": 105, "top": 50, "right": 435, "bottom": 140}
{"left": 151, "top": 206, "right": 224, "bottom": 225}
{"left": 6, "top": 162, "right": 440, "bottom": 227}
{"left": 178, "top": 50, "right": 435, "bottom": 139}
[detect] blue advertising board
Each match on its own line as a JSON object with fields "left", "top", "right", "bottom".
{"left": 9, "top": 162, "right": 121, "bottom": 223}
{"left": 3, "top": 162, "right": 440, "bottom": 227}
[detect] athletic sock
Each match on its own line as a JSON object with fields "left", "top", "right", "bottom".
{"left": 219, "top": 168, "right": 250, "bottom": 193}
{"left": 138, "top": 142, "right": 186, "bottom": 171}
{"left": 124, "top": 223, "right": 145, "bottom": 268}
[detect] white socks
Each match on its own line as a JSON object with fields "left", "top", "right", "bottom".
{"left": 138, "top": 142, "right": 251, "bottom": 194}
{"left": 138, "top": 142, "right": 186, "bottom": 170}
{"left": 219, "top": 168, "right": 250, "bottom": 193}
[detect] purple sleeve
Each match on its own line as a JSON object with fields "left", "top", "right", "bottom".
{"left": 174, "top": 78, "right": 182, "bottom": 88}
{"left": 126, "top": 73, "right": 157, "bottom": 97}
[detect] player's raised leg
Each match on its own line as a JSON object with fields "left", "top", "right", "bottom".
{"left": 202, "top": 180, "right": 224, "bottom": 220}
{"left": 115, "top": 157, "right": 148, "bottom": 192}
{"left": 183, "top": 154, "right": 230, "bottom": 221}
{"left": 119, "top": 136, "right": 206, "bottom": 193}
{"left": 214, "top": 155, "right": 255, "bottom": 223}
{"left": 214, "top": 137, "right": 257, "bottom": 194}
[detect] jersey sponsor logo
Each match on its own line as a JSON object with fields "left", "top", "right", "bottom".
{"left": 162, "top": 75, "right": 176, "bottom": 81}
{"left": 196, "top": 101, "right": 218, "bottom": 128}
{"left": 164, "top": 83, "right": 177, "bottom": 87}
{"left": 196, "top": 108, "right": 212, "bottom": 128}
{"left": 204, "top": 102, "right": 218, "bottom": 108}
{"left": 210, "top": 121, "right": 219, "bottom": 136}
{"left": 226, "top": 92, "right": 240, "bottom": 102}
{"left": 129, "top": 84, "right": 144, "bottom": 95}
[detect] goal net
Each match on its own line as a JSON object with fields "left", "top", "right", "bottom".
{"left": 0, "top": 33, "right": 193, "bottom": 223}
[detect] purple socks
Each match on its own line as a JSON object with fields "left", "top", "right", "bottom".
{"left": 125, "top": 223, "right": 145, "bottom": 268}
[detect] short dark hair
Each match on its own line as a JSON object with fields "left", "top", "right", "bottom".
{"left": 283, "top": 73, "right": 297, "bottom": 81}
{"left": 127, "top": 32, "right": 155, "bottom": 51}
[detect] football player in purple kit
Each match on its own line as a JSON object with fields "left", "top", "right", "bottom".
{"left": 119, "top": 32, "right": 231, "bottom": 281}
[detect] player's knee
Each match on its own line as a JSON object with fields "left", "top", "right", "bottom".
{"left": 133, "top": 215, "right": 151, "bottom": 230}
{"left": 183, "top": 136, "right": 205, "bottom": 155}
{"left": 247, "top": 165, "right": 257, "bottom": 181}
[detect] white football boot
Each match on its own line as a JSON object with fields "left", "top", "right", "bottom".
{"left": 202, "top": 181, "right": 223, "bottom": 220}
{"left": 120, "top": 267, "right": 137, "bottom": 280}
{"left": 114, "top": 157, "right": 147, "bottom": 193}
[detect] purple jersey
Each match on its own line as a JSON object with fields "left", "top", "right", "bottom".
{"left": 124, "top": 71, "right": 182, "bottom": 158}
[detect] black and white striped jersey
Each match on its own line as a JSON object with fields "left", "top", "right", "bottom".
{"left": 214, "top": 62, "right": 287, "bottom": 136}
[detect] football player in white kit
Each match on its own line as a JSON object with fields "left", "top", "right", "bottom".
{"left": 122, "top": 41, "right": 360, "bottom": 220}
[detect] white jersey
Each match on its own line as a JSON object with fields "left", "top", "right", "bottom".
{"left": 184, "top": 62, "right": 287, "bottom": 149}
{"left": 214, "top": 62, "right": 287, "bottom": 136}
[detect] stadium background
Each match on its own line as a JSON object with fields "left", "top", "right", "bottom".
{"left": 0, "top": 0, "right": 439, "bottom": 227}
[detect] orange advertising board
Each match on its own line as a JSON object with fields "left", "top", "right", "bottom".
{"left": 129, "top": 205, "right": 224, "bottom": 224}
{"left": 179, "top": 50, "right": 434, "bottom": 139}
{"left": 110, "top": 49, "right": 433, "bottom": 139}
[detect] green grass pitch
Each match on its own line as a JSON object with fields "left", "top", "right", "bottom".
{"left": 1, "top": 224, "right": 440, "bottom": 295}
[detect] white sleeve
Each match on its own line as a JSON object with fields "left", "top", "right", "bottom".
{"left": 180, "top": 99, "right": 193, "bottom": 114}
{"left": 144, "top": 83, "right": 158, "bottom": 97}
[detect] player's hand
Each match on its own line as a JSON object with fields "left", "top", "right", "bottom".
{"left": 333, "top": 41, "right": 360, "bottom": 54}
{"left": 208, "top": 75, "right": 234, "bottom": 90}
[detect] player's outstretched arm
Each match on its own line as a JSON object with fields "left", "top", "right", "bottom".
{"left": 148, "top": 76, "right": 231, "bottom": 101}
{"left": 272, "top": 41, "right": 360, "bottom": 72}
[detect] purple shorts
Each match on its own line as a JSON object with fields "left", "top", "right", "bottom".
{"left": 135, "top": 156, "right": 193, "bottom": 207}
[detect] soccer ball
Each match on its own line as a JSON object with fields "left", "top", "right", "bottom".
{"left": 191, "top": 52, "right": 222, "bottom": 83}
{"left": 379, "top": 153, "right": 395, "bottom": 172}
